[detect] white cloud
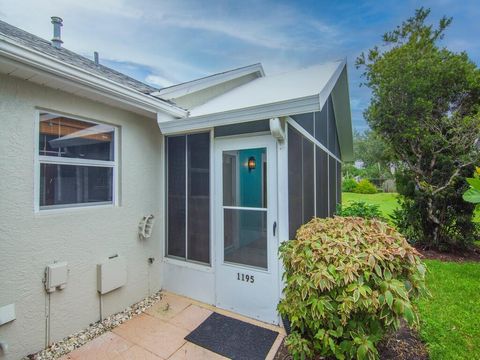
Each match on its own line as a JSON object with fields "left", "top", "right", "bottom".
{"left": 145, "top": 74, "right": 174, "bottom": 88}
{"left": 152, "top": 1, "right": 341, "bottom": 51}
{"left": 0, "top": 0, "right": 344, "bottom": 80}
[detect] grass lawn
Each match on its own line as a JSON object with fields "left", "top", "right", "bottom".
{"left": 419, "top": 260, "right": 480, "bottom": 360}
{"left": 342, "top": 192, "right": 399, "bottom": 218}
{"left": 342, "top": 191, "right": 480, "bottom": 222}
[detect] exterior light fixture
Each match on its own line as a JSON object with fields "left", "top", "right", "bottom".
{"left": 248, "top": 156, "right": 256, "bottom": 172}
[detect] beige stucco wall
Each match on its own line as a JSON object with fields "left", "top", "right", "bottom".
{"left": 0, "top": 74, "right": 163, "bottom": 359}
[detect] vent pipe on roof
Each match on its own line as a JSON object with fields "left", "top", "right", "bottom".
{"left": 94, "top": 51, "right": 99, "bottom": 65}
{"left": 51, "top": 16, "right": 63, "bottom": 49}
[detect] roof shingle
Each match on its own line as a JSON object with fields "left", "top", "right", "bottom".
{"left": 0, "top": 19, "right": 159, "bottom": 94}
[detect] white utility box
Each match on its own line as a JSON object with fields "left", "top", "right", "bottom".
{"left": 45, "top": 262, "right": 68, "bottom": 293}
{"left": 0, "top": 303, "right": 15, "bottom": 326}
{"left": 97, "top": 255, "right": 127, "bottom": 294}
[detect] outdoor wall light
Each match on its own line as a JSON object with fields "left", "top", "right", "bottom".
{"left": 248, "top": 156, "right": 256, "bottom": 172}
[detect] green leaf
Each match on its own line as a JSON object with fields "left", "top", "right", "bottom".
{"left": 463, "top": 188, "right": 480, "bottom": 204}
{"left": 384, "top": 269, "right": 392, "bottom": 281}
{"left": 466, "top": 177, "right": 480, "bottom": 190}
{"left": 347, "top": 283, "right": 358, "bottom": 292}
{"left": 403, "top": 304, "right": 415, "bottom": 325}
{"left": 374, "top": 264, "right": 382, "bottom": 277}
{"left": 416, "top": 263, "right": 426, "bottom": 276}
{"left": 357, "top": 344, "right": 368, "bottom": 360}
{"left": 353, "top": 289, "right": 360, "bottom": 303}
{"left": 329, "top": 338, "right": 336, "bottom": 353}
{"left": 315, "top": 328, "right": 325, "bottom": 340}
{"left": 385, "top": 290, "right": 394, "bottom": 308}
{"left": 393, "top": 299, "right": 404, "bottom": 315}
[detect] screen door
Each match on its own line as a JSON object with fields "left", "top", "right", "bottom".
{"left": 214, "top": 135, "right": 279, "bottom": 324}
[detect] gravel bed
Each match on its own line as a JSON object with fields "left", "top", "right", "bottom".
{"left": 24, "top": 291, "right": 162, "bottom": 360}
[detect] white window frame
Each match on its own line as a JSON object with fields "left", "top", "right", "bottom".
{"left": 34, "top": 110, "right": 119, "bottom": 213}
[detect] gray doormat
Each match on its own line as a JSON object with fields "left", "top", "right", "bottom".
{"left": 185, "top": 312, "right": 279, "bottom": 360}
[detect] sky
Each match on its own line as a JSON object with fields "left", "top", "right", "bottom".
{"left": 0, "top": 0, "right": 479, "bottom": 132}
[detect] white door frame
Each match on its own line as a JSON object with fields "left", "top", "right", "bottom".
{"left": 214, "top": 134, "right": 279, "bottom": 324}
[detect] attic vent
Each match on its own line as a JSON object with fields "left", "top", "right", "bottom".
{"left": 51, "top": 16, "right": 63, "bottom": 49}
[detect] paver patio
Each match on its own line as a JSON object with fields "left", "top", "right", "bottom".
{"left": 60, "top": 292, "right": 285, "bottom": 360}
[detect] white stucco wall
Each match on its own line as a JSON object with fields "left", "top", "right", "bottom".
{"left": 0, "top": 74, "right": 163, "bottom": 359}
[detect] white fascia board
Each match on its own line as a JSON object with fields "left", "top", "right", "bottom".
{"left": 158, "top": 95, "right": 319, "bottom": 135}
{"left": 331, "top": 65, "right": 354, "bottom": 161}
{"left": 0, "top": 35, "right": 187, "bottom": 119}
{"left": 318, "top": 58, "right": 346, "bottom": 113}
{"left": 153, "top": 63, "right": 265, "bottom": 100}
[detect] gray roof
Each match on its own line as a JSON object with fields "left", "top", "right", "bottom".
{"left": 0, "top": 19, "right": 159, "bottom": 94}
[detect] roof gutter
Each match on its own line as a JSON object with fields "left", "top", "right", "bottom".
{"left": 0, "top": 34, "right": 187, "bottom": 119}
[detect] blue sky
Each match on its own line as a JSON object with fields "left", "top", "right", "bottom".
{"left": 1, "top": 0, "right": 479, "bottom": 131}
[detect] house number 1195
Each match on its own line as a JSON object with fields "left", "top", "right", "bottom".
{"left": 237, "top": 272, "right": 254, "bottom": 283}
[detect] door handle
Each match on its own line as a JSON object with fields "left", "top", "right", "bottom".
{"left": 273, "top": 221, "right": 277, "bottom": 236}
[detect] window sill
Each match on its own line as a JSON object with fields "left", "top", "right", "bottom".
{"left": 35, "top": 203, "right": 117, "bottom": 216}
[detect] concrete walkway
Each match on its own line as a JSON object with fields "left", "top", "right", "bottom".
{"left": 60, "top": 292, "right": 285, "bottom": 359}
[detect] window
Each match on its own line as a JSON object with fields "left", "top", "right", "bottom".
{"left": 37, "top": 112, "right": 117, "bottom": 210}
{"left": 166, "top": 133, "right": 210, "bottom": 264}
{"left": 222, "top": 148, "right": 268, "bottom": 269}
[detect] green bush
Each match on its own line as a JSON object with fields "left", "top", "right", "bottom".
{"left": 337, "top": 201, "right": 384, "bottom": 220}
{"left": 394, "top": 170, "right": 478, "bottom": 250}
{"left": 343, "top": 178, "right": 358, "bottom": 192}
{"left": 279, "top": 217, "right": 427, "bottom": 360}
{"left": 353, "top": 179, "right": 378, "bottom": 194}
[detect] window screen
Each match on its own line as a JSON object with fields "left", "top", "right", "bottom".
{"left": 336, "top": 161, "right": 342, "bottom": 206}
{"left": 329, "top": 156, "right": 337, "bottom": 215}
{"left": 314, "top": 107, "right": 327, "bottom": 146}
{"left": 302, "top": 138, "right": 315, "bottom": 223}
{"left": 167, "top": 136, "right": 187, "bottom": 258}
{"left": 166, "top": 133, "right": 210, "bottom": 264}
{"left": 327, "top": 97, "right": 337, "bottom": 153}
{"left": 214, "top": 120, "right": 270, "bottom": 137}
{"left": 40, "top": 164, "right": 112, "bottom": 207}
{"left": 187, "top": 133, "right": 210, "bottom": 263}
{"left": 315, "top": 148, "right": 329, "bottom": 218}
{"left": 288, "top": 114, "right": 343, "bottom": 237}
{"left": 288, "top": 126, "right": 303, "bottom": 239}
{"left": 291, "top": 113, "right": 314, "bottom": 135}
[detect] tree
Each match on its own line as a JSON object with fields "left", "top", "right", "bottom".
{"left": 356, "top": 8, "right": 480, "bottom": 250}
{"left": 354, "top": 130, "right": 395, "bottom": 180}
{"left": 343, "top": 131, "right": 394, "bottom": 180}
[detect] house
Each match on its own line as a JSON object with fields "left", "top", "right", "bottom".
{"left": 0, "top": 17, "right": 353, "bottom": 359}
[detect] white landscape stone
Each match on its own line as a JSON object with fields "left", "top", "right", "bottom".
{"left": 23, "top": 291, "right": 162, "bottom": 360}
